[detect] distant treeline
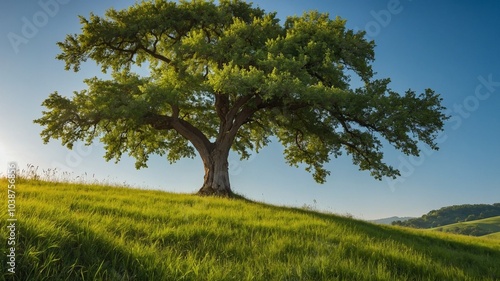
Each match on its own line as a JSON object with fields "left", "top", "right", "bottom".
{"left": 392, "top": 203, "right": 500, "bottom": 228}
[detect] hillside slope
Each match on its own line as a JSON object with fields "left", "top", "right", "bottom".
{"left": 1, "top": 179, "right": 500, "bottom": 281}
{"left": 393, "top": 203, "right": 500, "bottom": 228}
{"left": 483, "top": 232, "right": 500, "bottom": 240}
{"left": 431, "top": 216, "right": 500, "bottom": 236}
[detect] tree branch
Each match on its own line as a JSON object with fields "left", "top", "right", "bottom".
{"left": 227, "top": 94, "right": 254, "bottom": 122}
{"left": 215, "top": 93, "right": 230, "bottom": 121}
{"left": 137, "top": 43, "right": 172, "bottom": 64}
{"left": 143, "top": 113, "right": 175, "bottom": 130}
{"left": 143, "top": 111, "right": 213, "bottom": 160}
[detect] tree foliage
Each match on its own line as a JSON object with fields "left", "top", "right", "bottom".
{"left": 34, "top": 0, "right": 449, "bottom": 194}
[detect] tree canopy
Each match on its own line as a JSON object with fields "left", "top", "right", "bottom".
{"left": 34, "top": 0, "right": 449, "bottom": 196}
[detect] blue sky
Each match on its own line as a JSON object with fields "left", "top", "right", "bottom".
{"left": 1, "top": 0, "right": 499, "bottom": 220}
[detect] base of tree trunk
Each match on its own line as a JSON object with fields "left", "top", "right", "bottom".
{"left": 197, "top": 185, "right": 233, "bottom": 197}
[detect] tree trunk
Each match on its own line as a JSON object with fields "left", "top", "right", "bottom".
{"left": 197, "top": 145, "right": 233, "bottom": 197}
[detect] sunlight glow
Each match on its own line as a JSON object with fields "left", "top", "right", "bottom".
{"left": 0, "top": 140, "right": 13, "bottom": 167}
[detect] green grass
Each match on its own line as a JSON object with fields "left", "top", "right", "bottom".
{"left": 1, "top": 178, "right": 500, "bottom": 281}
{"left": 431, "top": 216, "right": 500, "bottom": 236}
{"left": 482, "top": 232, "right": 500, "bottom": 240}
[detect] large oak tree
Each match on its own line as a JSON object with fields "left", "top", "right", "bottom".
{"left": 35, "top": 0, "right": 448, "bottom": 196}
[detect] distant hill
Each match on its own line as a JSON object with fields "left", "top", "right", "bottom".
{"left": 482, "top": 232, "right": 500, "bottom": 240}
{"left": 369, "top": 216, "right": 414, "bottom": 225}
{"left": 392, "top": 203, "right": 500, "bottom": 228}
{"left": 431, "top": 216, "right": 500, "bottom": 237}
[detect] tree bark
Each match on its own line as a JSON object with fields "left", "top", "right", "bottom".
{"left": 197, "top": 145, "right": 233, "bottom": 197}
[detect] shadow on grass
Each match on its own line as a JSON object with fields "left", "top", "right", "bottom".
{"left": 2, "top": 219, "right": 165, "bottom": 281}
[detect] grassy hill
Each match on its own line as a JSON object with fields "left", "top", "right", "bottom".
{"left": 393, "top": 203, "right": 500, "bottom": 228}
{"left": 482, "top": 232, "right": 500, "bottom": 240}
{"left": 1, "top": 178, "right": 500, "bottom": 281}
{"left": 431, "top": 216, "right": 500, "bottom": 237}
